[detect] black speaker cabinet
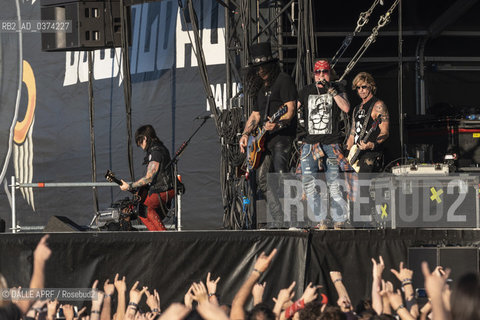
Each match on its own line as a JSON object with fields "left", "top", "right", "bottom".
{"left": 41, "top": 0, "right": 129, "bottom": 51}
{"left": 408, "top": 247, "right": 479, "bottom": 289}
{"left": 43, "top": 215, "right": 87, "bottom": 232}
{"left": 0, "top": 219, "right": 5, "bottom": 233}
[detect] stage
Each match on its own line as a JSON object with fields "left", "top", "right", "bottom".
{"left": 1, "top": 229, "right": 479, "bottom": 310}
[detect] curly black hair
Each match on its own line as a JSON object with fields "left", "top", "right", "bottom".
{"left": 243, "top": 61, "right": 281, "bottom": 99}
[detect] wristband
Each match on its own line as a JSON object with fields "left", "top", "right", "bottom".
{"left": 394, "top": 304, "right": 405, "bottom": 313}
{"left": 128, "top": 302, "right": 138, "bottom": 309}
{"left": 284, "top": 299, "right": 305, "bottom": 319}
{"left": 402, "top": 278, "right": 412, "bottom": 283}
{"left": 401, "top": 281, "right": 413, "bottom": 287}
{"left": 128, "top": 182, "right": 134, "bottom": 191}
{"left": 152, "top": 308, "right": 160, "bottom": 313}
{"left": 242, "top": 133, "right": 249, "bottom": 137}
{"left": 208, "top": 293, "right": 216, "bottom": 297}
{"left": 253, "top": 268, "right": 262, "bottom": 275}
{"left": 91, "top": 310, "right": 101, "bottom": 314}
{"left": 334, "top": 278, "right": 342, "bottom": 283}
{"left": 105, "top": 294, "right": 113, "bottom": 298}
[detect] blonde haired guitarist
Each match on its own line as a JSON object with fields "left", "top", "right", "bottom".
{"left": 346, "top": 72, "right": 389, "bottom": 173}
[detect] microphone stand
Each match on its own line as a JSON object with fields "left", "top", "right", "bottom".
{"left": 168, "top": 116, "right": 210, "bottom": 230}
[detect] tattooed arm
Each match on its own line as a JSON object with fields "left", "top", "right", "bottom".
{"left": 239, "top": 111, "right": 261, "bottom": 153}
{"left": 358, "top": 100, "right": 389, "bottom": 150}
{"left": 373, "top": 100, "right": 389, "bottom": 144}
{"left": 120, "top": 161, "right": 159, "bottom": 191}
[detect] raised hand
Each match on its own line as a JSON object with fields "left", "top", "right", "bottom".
{"left": 301, "top": 282, "right": 320, "bottom": 304}
{"left": 46, "top": 300, "right": 59, "bottom": 320}
{"left": 254, "top": 249, "right": 277, "bottom": 273}
{"left": 386, "top": 289, "right": 405, "bottom": 313}
{"left": 252, "top": 282, "right": 266, "bottom": 305}
{"left": 34, "top": 234, "right": 52, "bottom": 264}
{"left": 372, "top": 256, "right": 385, "bottom": 279}
{"left": 129, "top": 281, "right": 148, "bottom": 305}
{"left": 145, "top": 289, "right": 161, "bottom": 313}
{"left": 184, "top": 285, "right": 194, "bottom": 309}
{"left": 206, "top": 272, "right": 220, "bottom": 296}
{"left": 273, "top": 281, "right": 296, "bottom": 316}
{"left": 62, "top": 304, "right": 75, "bottom": 320}
{"left": 76, "top": 306, "right": 87, "bottom": 320}
{"left": 421, "top": 262, "right": 450, "bottom": 299}
{"left": 379, "top": 280, "right": 394, "bottom": 297}
{"left": 114, "top": 274, "right": 127, "bottom": 293}
{"left": 276, "top": 281, "right": 296, "bottom": 304}
{"left": 191, "top": 282, "right": 209, "bottom": 304}
{"left": 390, "top": 262, "right": 413, "bottom": 283}
{"left": 337, "top": 296, "right": 353, "bottom": 313}
{"left": 104, "top": 279, "right": 115, "bottom": 296}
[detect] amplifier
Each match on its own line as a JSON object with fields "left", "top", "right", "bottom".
{"left": 392, "top": 163, "right": 449, "bottom": 176}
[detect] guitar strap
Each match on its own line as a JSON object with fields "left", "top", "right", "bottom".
{"left": 355, "top": 100, "right": 375, "bottom": 142}
{"left": 263, "top": 91, "right": 272, "bottom": 123}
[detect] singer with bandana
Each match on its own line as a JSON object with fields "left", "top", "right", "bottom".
{"left": 297, "top": 59, "right": 350, "bottom": 229}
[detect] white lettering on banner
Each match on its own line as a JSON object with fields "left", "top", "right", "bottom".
{"left": 176, "top": 1, "right": 225, "bottom": 68}
{"left": 63, "top": 1, "right": 225, "bottom": 86}
{"left": 63, "top": 49, "right": 123, "bottom": 86}
{"left": 207, "top": 82, "right": 240, "bottom": 111}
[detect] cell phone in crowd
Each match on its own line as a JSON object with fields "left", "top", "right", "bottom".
{"left": 415, "top": 288, "right": 427, "bottom": 298}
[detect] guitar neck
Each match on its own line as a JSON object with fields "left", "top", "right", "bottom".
{"left": 110, "top": 176, "right": 123, "bottom": 186}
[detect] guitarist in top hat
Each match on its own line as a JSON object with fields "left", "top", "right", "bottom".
{"left": 239, "top": 42, "right": 297, "bottom": 228}
{"left": 297, "top": 59, "right": 351, "bottom": 229}
{"left": 119, "top": 124, "right": 174, "bottom": 231}
{"left": 346, "top": 72, "right": 389, "bottom": 173}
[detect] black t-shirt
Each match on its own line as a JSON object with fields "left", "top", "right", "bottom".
{"left": 253, "top": 72, "right": 298, "bottom": 147}
{"left": 144, "top": 141, "right": 174, "bottom": 193}
{"left": 298, "top": 82, "right": 346, "bottom": 144}
{"left": 353, "top": 96, "right": 380, "bottom": 144}
{"left": 0, "top": 303, "right": 23, "bottom": 320}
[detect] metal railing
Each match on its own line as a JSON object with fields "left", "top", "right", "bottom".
{"left": 9, "top": 176, "right": 181, "bottom": 233}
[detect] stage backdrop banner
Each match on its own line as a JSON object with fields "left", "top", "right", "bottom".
{"left": 0, "top": 0, "right": 231, "bottom": 230}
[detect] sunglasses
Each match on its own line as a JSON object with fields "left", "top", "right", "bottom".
{"left": 356, "top": 85, "right": 369, "bottom": 90}
{"left": 314, "top": 69, "right": 330, "bottom": 75}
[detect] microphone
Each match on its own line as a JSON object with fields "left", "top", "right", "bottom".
{"left": 316, "top": 79, "right": 347, "bottom": 87}
{"left": 195, "top": 114, "right": 215, "bottom": 120}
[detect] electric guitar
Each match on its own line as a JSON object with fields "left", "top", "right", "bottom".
{"left": 105, "top": 170, "right": 148, "bottom": 205}
{"left": 245, "top": 105, "right": 288, "bottom": 171}
{"left": 348, "top": 117, "right": 382, "bottom": 172}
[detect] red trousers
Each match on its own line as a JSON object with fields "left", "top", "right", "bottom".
{"left": 139, "top": 189, "right": 175, "bottom": 231}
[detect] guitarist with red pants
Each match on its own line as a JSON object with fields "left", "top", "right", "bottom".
{"left": 120, "top": 125, "right": 175, "bottom": 231}
{"left": 346, "top": 72, "right": 389, "bottom": 173}
{"left": 239, "top": 42, "right": 297, "bottom": 229}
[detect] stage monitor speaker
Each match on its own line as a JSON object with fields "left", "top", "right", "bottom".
{"left": 43, "top": 215, "right": 87, "bottom": 232}
{"left": 0, "top": 219, "right": 5, "bottom": 233}
{"left": 41, "top": 0, "right": 129, "bottom": 51}
{"left": 408, "top": 247, "right": 479, "bottom": 289}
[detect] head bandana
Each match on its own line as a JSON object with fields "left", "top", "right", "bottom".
{"left": 314, "top": 60, "right": 331, "bottom": 71}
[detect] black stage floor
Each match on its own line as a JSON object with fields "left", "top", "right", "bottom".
{"left": 1, "top": 229, "right": 479, "bottom": 310}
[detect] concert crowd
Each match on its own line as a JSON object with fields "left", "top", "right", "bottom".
{"left": 0, "top": 235, "right": 478, "bottom": 320}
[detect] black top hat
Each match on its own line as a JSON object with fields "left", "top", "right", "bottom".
{"left": 249, "top": 42, "right": 278, "bottom": 66}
